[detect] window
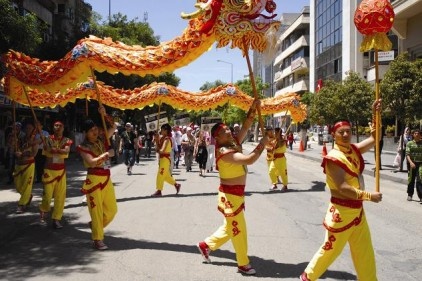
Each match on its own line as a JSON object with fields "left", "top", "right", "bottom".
{"left": 58, "top": 4, "right": 65, "bottom": 14}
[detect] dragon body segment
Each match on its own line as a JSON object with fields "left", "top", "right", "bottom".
{"left": 2, "top": 0, "right": 279, "bottom": 96}
{"left": 8, "top": 82, "right": 306, "bottom": 123}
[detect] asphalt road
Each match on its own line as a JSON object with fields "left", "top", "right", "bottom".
{"left": 0, "top": 143, "right": 421, "bottom": 281}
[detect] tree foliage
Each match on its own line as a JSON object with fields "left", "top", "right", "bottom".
{"left": 380, "top": 53, "right": 422, "bottom": 128}
{"left": 341, "top": 71, "right": 373, "bottom": 126}
{"left": 0, "top": 0, "right": 44, "bottom": 55}
{"left": 87, "top": 12, "right": 181, "bottom": 126}
{"left": 308, "top": 80, "right": 341, "bottom": 125}
{"left": 308, "top": 71, "right": 373, "bottom": 128}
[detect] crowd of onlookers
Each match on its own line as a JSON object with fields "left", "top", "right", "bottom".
{"left": 110, "top": 122, "right": 219, "bottom": 177}
{"left": 0, "top": 120, "right": 242, "bottom": 183}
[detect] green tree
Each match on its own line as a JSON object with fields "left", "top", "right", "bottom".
{"left": 308, "top": 80, "right": 342, "bottom": 126}
{"left": 296, "top": 91, "right": 314, "bottom": 132}
{"left": 342, "top": 71, "right": 373, "bottom": 140}
{"left": 309, "top": 72, "right": 373, "bottom": 139}
{"left": 0, "top": 0, "right": 43, "bottom": 55}
{"left": 380, "top": 53, "right": 420, "bottom": 130}
{"left": 87, "top": 12, "right": 181, "bottom": 127}
{"left": 409, "top": 59, "right": 422, "bottom": 127}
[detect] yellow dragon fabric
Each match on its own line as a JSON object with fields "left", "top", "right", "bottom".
{"left": 2, "top": 0, "right": 280, "bottom": 97}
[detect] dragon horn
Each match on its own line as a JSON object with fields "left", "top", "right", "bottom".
{"left": 262, "top": 26, "right": 280, "bottom": 65}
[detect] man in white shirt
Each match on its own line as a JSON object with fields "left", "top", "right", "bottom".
{"left": 172, "top": 126, "right": 182, "bottom": 169}
{"left": 170, "top": 129, "right": 179, "bottom": 175}
{"left": 181, "top": 127, "right": 195, "bottom": 172}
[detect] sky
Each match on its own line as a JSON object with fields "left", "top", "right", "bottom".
{"left": 85, "top": 0, "right": 310, "bottom": 92}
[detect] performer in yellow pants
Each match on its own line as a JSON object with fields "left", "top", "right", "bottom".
{"left": 268, "top": 128, "right": 288, "bottom": 191}
{"left": 14, "top": 160, "right": 35, "bottom": 209}
{"left": 39, "top": 121, "right": 73, "bottom": 229}
{"left": 151, "top": 123, "right": 181, "bottom": 197}
{"left": 265, "top": 127, "right": 276, "bottom": 190}
{"left": 81, "top": 169, "right": 117, "bottom": 241}
{"left": 205, "top": 185, "right": 249, "bottom": 266}
{"left": 13, "top": 121, "right": 38, "bottom": 214}
{"left": 304, "top": 198, "right": 376, "bottom": 281}
{"left": 77, "top": 107, "right": 117, "bottom": 250}
{"left": 197, "top": 100, "right": 268, "bottom": 275}
{"left": 301, "top": 101, "right": 383, "bottom": 281}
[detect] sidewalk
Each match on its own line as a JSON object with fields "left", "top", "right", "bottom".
{"left": 284, "top": 139, "right": 408, "bottom": 185}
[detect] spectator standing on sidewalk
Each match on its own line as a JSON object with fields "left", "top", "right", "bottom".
{"left": 197, "top": 100, "right": 268, "bottom": 275}
{"left": 119, "top": 123, "right": 136, "bottom": 175}
{"left": 397, "top": 127, "right": 411, "bottom": 172}
{"left": 194, "top": 130, "right": 208, "bottom": 177}
{"left": 111, "top": 129, "right": 120, "bottom": 164}
{"left": 169, "top": 130, "right": 179, "bottom": 175}
{"left": 181, "top": 127, "right": 195, "bottom": 172}
{"left": 405, "top": 129, "right": 422, "bottom": 202}
{"left": 287, "top": 131, "right": 295, "bottom": 150}
{"left": 144, "top": 131, "right": 154, "bottom": 158}
{"left": 300, "top": 99, "right": 383, "bottom": 281}
{"left": 14, "top": 120, "right": 38, "bottom": 214}
{"left": 38, "top": 121, "right": 73, "bottom": 229}
{"left": 173, "top": 126, "right": 182, "bottom": 169}
{"left": 134, "top": 128, "right": 141, "bottom": 165}
{"left": 77, "top": 106, "right": 117, "bottom": 250}
{"left": 151, "top": 123, "right": 181, "bottom": 197}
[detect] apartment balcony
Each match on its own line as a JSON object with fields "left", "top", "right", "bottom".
{"left": 274, "top": 57, "right": 310, "bottom": 83}
{"left": 392, "top": 0, "right": 422, "bottom": 39}
{"left": 274, "top": 80, "right": 309, "bottom": 96}
{"left": 274, "top": 35, "right": 310, "bottom": 65}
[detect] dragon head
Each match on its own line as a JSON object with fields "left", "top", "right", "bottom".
{"left": 181, "top": 0, "right": 280, "bottom": 53}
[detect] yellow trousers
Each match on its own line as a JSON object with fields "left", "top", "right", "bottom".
{"left": 39, "top": 165, "right": 67, "bottom": 220}
{"left": 82, "top": 172, "right": 117, "bottom": 240}
{"left": 269, "top": 156, "right": 288, "bottom": 185}
{"left": 14, "top": 161, "right": 35, "bottom": 206}
{"left": 205, "top": 190, "right": 249, "bottom": 267}
{"left": 305, "top": 202, "right": 377, "bottom": 281}
{"left": 156, "top": 157, "right": 176, "bottom": 190}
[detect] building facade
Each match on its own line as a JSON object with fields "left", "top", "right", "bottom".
{"left": 271, "top": 7, "right": 310, "bottom": 127}
{"left": 309, "top": 0, "right": 422, "bottom": 92}
{"left": 0, "top": 0, "right": 92, "bottom": 159}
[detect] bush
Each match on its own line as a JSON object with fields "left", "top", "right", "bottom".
{"left": 358, "top": 126, "right": 371, "bottom": 135}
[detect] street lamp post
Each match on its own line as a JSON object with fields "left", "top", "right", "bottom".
{"left": 109, "top": 0, "right": 111, "bottom": 23}
{"left": 217, "top": 59, "right": 233, "bottom": 84}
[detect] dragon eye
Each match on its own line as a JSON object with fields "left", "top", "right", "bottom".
{"left": 266, "top": 1, "right": 276, "bottom": 13}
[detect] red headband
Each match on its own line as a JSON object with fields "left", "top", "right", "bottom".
{"left": 212, "top": 124, "right": 225, "bottom": 138}
{"left": 332, "top": 121, "right": 351, "bottom": 133}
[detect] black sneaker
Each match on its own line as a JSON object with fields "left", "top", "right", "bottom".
{"left": 93, "top": 240, "right": 108, "bottom": 250}
{"left": 15, "top": 205, "right": 26, "bottom": 214}
{"left": 269, "top": 185, "right": 278, "bottom": 192}
{"left": 52, "top": 220, "right": 63, "bottom": 229}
